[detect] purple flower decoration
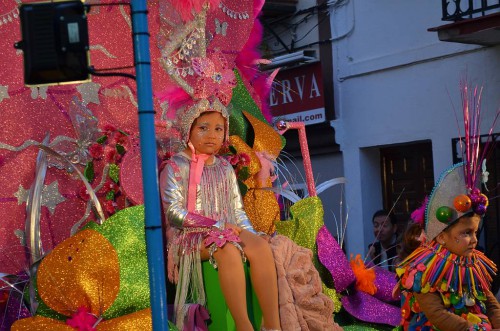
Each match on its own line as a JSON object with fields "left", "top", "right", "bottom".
{"left": 204, "top": 229, "right": 241, "bottom": 248}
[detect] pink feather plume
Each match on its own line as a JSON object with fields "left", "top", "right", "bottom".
{"left": 410, "top": 196, "right": 428, "bottom": 226}
{"left": 155, "top": 86, "right": 192, "bottom": 119}
{"left": 459, "top": 82, "right": 500, "bottom": 190}
{"left": 235, "top": 0, "right": 274, "bottom": 123}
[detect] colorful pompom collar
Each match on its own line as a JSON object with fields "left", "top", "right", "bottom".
{"left": 397, "top": 241, "right": 497, "bottom": 299}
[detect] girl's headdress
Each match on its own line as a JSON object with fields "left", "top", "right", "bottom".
{"left": 156, "top": 0, "right": 257, "bottom": 148}
{"left": 425, "top": 83, "right": 499, "bottom": 240}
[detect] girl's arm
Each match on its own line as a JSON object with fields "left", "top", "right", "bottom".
{"left": 228, "top": 164, "right": 256, "bottom": 234}
{"left": 160, "top": 161, "right": 216, "bottom": 228}
{"left": 414, "top": 292, "right": 471, "bottom": 331}
{"left": 486, "top": 290, "right": 500, "bottom": 328}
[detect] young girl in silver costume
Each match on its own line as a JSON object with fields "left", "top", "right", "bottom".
{"left": 160, "top": 96, "right": 281, "bottom": 331}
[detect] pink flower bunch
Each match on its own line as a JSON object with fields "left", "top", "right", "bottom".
{"left": 226, "top": 152, "right": 250, "bottom": 167}
{"left": 100, "top": 180, "right": 119, "bottom": 194}
{"left": 104, "top": 145, "right": 120, "bottom": 163}
{"left": 102, "top": 123, "right": 117, "bottom": 136}
{"left": 110, "top": 130, "right": 130, "bottom": 148}
{"left": 239, "top": 153, "right": 250, "bottom": 166}
{"left": 104, "top": 200, "right": 117, "bottom": 214}
{"left": 78, "top": 185, "right": 90, "bottom": 201}
{"left": 227, "top": 154, "right": 239, "bottom": 166}
{"left": 88, "top": 143, "right": 104, "bottom": 159}
{"left": 79, "top": 123, "right": 133, "bottom": 216}
{"left": 66, "top": 306, "right": 97, "bottom": 331}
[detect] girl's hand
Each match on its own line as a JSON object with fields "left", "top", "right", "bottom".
{"left": 225, "top": 223, "right": 242, "bottom": 236}
{"left": 257, "top": 232, "right": 271, "bottom": 242}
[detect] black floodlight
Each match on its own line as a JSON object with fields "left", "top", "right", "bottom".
{"left": 14, "top": 0, "right": 90, "bottom": 86}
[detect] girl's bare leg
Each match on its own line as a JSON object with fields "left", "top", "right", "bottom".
{"left": 201, "top": 244, "right": 254, "bottom": 331}
{"left": 239, "top": 230, "right": 281, "bottom": 330}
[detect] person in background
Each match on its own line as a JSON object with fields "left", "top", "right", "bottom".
{"left": 367, "top": 209, "right": 399, "bottom": 272}
{"left": 397, "top": 198, "right": 427, "bottom": 264}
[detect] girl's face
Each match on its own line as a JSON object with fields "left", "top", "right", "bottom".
{"left": 437, "top": 214, "right": 480, "bottom": 257}
{"left": 188, "top": 111, "right": 225, "bottom": 156}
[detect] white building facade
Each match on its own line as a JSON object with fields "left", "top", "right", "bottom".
{"left": 263, "top": 0, "right": 500, "bottom": 259}
{"left": 330, "top": 0, "right": 500, "bottom": 256}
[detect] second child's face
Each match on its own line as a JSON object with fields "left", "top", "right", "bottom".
{"left": 189, "top": 112, "right": 225, "bottom": 155}
{"left": 437, "top": 214, "right": 480, "bottom": 257}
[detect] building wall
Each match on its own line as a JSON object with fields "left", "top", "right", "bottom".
{"left": 329, "top": 0, "right": 500, "bottom": 256}
{"left": 264, "top": 0, "right": 321, "bottom": 57}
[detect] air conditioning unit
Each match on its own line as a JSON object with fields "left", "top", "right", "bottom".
{"left": 262, "top": 49, "right": 317, "bottom": 70}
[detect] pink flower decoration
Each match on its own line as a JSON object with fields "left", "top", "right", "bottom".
{"left": 204, "top": 228, "right": 241, "bottom": 248}
{"left": 104, "top": 200, "right": 117, "bottom": 215}
{"left": 88, "top": 143, "right": 104, "bottom": 159}
{"left": 66, "top": 306, "right": 97, "bottom": 331}
{"left": 110, "top": 131, "right": 129, "bottom": 148}
{"left": 78, "top": 186, "right": 90, "bottom": 201}
{"left": 192, "top": 51, "right": 236, "bottom": 106}
{"left": 102, "top": 124, "right": 117, "bottom": 135}
{"left": 104, "top": 146, "right": 119, "bottom": 163}
{"left": 228, "top": 154, "right": 239, "bottom": 166}
{"left": 100, "top": 180, "right": 119, "bottom": 194}
{"left": 239, "top": 153, "right": 251, "bottom": 167}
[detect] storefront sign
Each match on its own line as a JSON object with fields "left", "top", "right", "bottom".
{"left": 269, "top": 61, "right": 325, "bottom": 126}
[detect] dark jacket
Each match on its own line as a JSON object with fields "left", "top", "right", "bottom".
{"left": 368, "top": 241, "right": 398, "bottom": 272}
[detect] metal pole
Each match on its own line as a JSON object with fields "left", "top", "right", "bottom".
{"left": 129, "top": 0, "right": 169, "bottom": 329}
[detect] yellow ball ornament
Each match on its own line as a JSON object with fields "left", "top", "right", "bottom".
{"left": 480, "top": 193, "right": 489, "bottom": 207}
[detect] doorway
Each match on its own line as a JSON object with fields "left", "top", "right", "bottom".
{"left": 380, "top": 141, "right": 434, "bottom": 231}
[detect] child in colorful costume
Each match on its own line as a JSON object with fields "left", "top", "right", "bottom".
{"left": 396, "top": 86, "right": 500, "bottom": 331}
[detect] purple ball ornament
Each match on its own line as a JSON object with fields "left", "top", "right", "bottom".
{"left": 478, "top": 193, "right": 488, "bottom": 207}
{"left": 470, "top": 188, "right": 481, "bottom": 196}
{"left": 473, "top": 204, "right": 487, "bottom": 215}
{"left": 469, "top": 193, "right": 482, "bottom": 207}
{"left": 276, "top": 120, "right": 287, "bottom": 131}
{"left": 436, "top": 206, "right": 454, "bottom": 223}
